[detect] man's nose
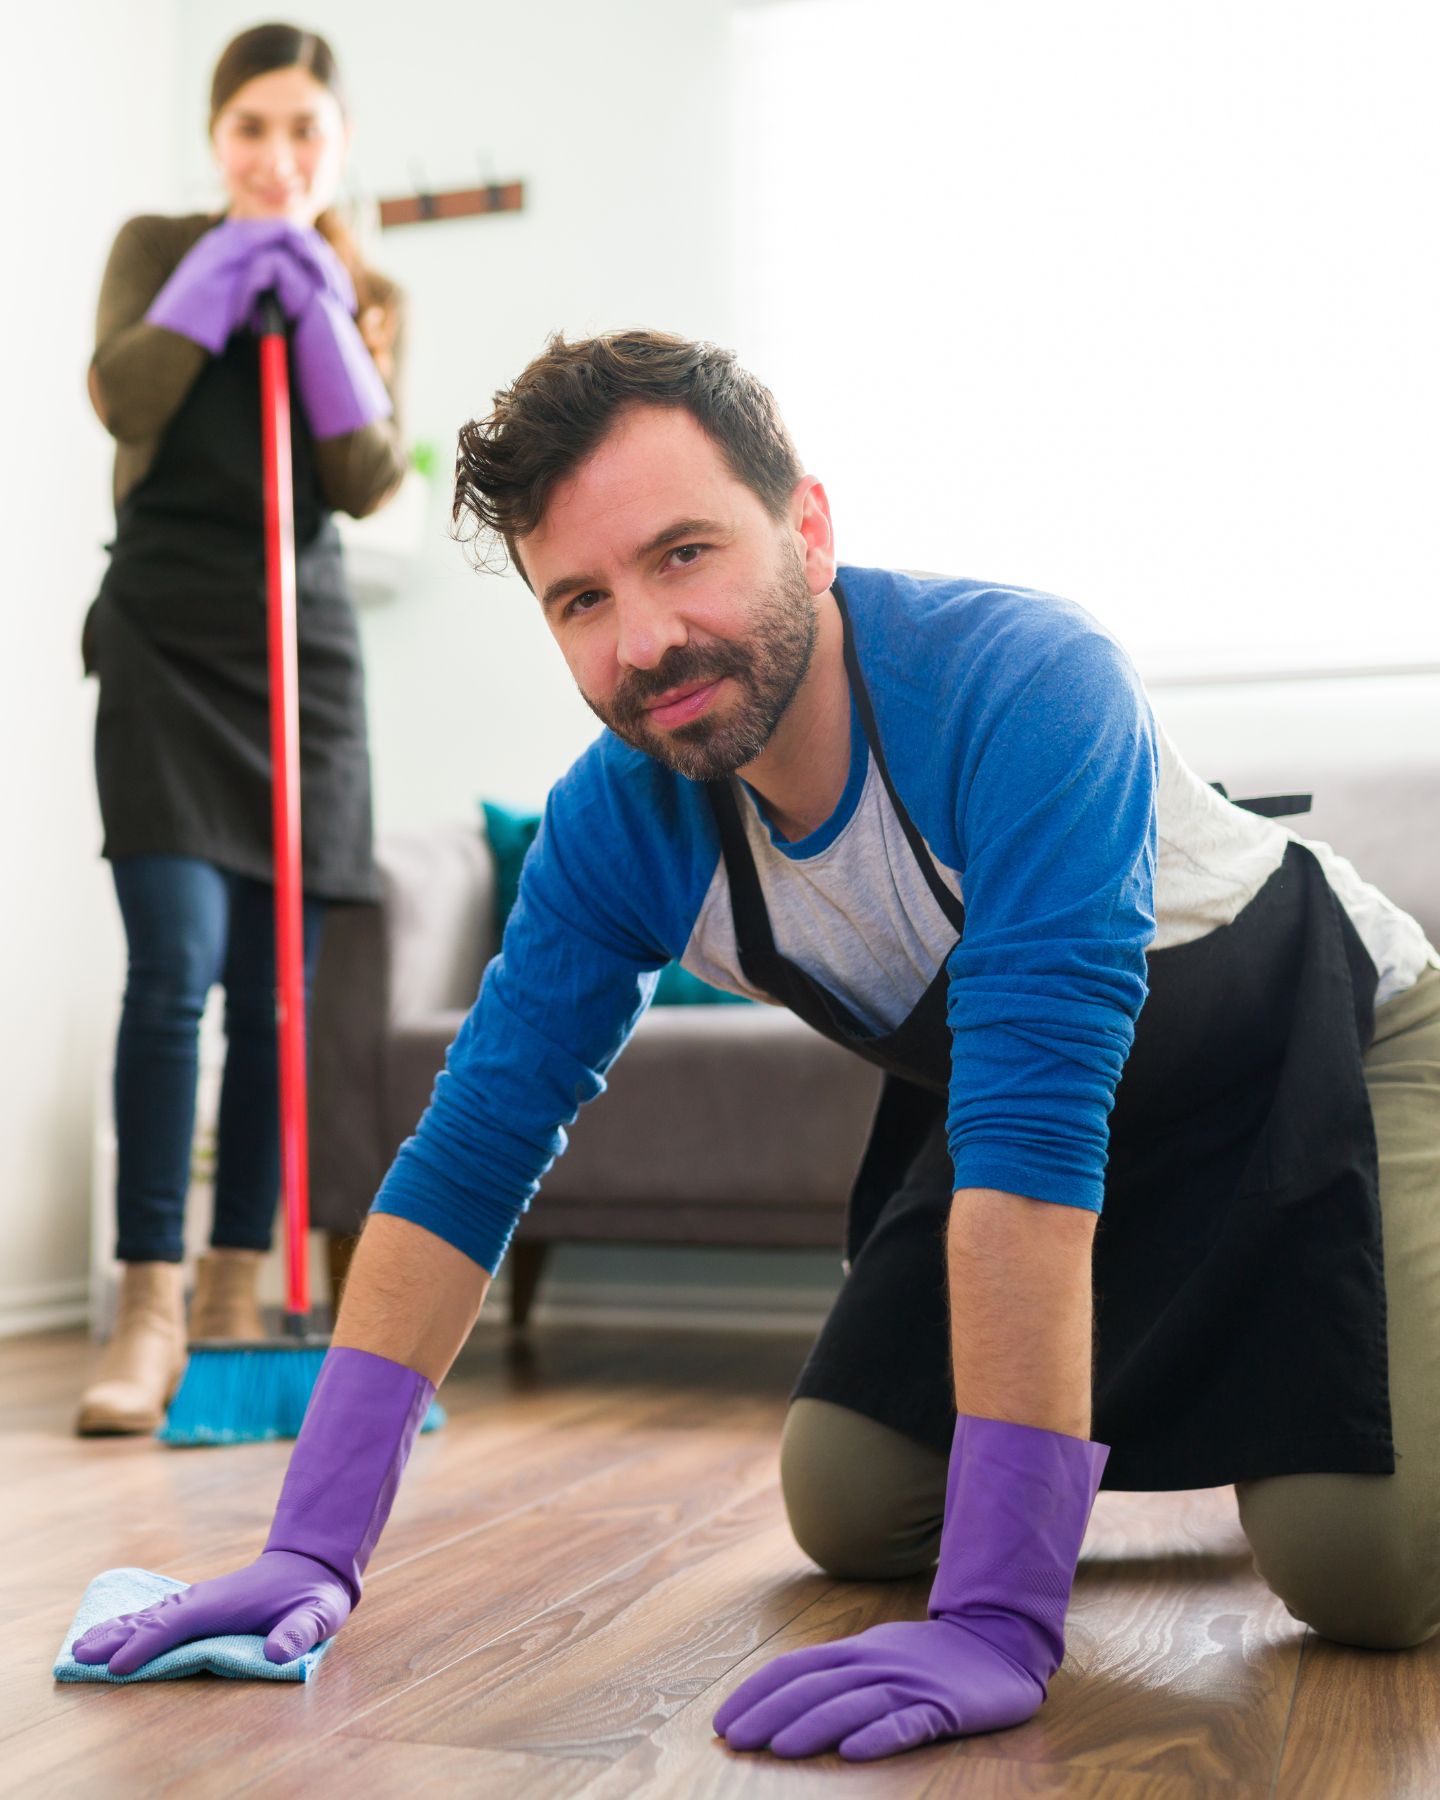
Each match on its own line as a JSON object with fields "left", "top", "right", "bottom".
{"left": 614, "top": 591, "right": 687, "bottom": 671}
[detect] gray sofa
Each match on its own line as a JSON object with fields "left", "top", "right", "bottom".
{"left": 310, "top": 671, "right": 1439, "bottom": 1323}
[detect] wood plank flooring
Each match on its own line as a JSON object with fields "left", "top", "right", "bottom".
{"left": 3, "top": 1324, "right": 1436, "bottom": 1798}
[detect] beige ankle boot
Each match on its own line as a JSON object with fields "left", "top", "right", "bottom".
{"left": 76, "top": 1261, "right": 187, "bottom": 1436}
{"left": 188, "top": 1248, "right": 268, "bottom": 1342}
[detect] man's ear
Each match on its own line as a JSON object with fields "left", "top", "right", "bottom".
{"left": 791, "top": 475, "right": 837, "bottom": 595}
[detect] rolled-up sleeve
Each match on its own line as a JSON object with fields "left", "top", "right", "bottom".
{"left": 944, "top": 629, "right": 1158, "bottom": 1211}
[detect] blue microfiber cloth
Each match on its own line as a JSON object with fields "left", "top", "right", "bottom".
{"left": 53, "top": 1567, "right": 333, "bottom": 1684}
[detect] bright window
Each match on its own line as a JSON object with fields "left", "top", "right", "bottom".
{"left": 733, "top": 0, "right": 1439, "bottom": 677}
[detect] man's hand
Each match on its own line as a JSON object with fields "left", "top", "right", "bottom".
{"left": 717, "top": 1182, "right": 1107, "bottom": 1763}
{"left": 68, "top": 1345, "right": 428, "bottom": 1674}
{"left": 713, "top": 1611, "right": 1046, "bottom": 1761}
{"left": 70, "top": 1222, "right": 483, "bottom": 1673}
{"left": 716, "top": 1413, "right": 1107, "bottom": 1761}
{"left": 73, "top": 1550, "right": 350, "bottom": 1674}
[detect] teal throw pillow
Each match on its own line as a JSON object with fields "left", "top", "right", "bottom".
{"left": 652, "top": 961, "right": 751, "bottom": 1006}
{"left": 479, "top": 799, "right": 748, "bottom": 1006}
{"left": 480, "top": 800, "right": 541, "bottom": 932}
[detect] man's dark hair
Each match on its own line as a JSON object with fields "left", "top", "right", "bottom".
{"left": 452, "top": 330, "right": 804, "bottom": 580}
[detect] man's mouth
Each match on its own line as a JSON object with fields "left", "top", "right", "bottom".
{"left": 644, "top": 679, "right": 724, "bottom": 729}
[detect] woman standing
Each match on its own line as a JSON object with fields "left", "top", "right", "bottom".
{"left": 78, "top": 23, "right": 406, "bottom": 1434}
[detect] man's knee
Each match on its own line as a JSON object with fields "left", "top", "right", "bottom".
{"left": 780, "top": 1398, "right": 945, "bottom": 1580}
{"left": 1237, "top": 1473, "right": 1440, "bottom": 1650}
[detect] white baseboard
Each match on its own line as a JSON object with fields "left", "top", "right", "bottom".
{"left": 479, "top": 1274, "right": 834, "bottom": 1336}
{"left": 0, "top": 1273, "right": 833, "bottom": 1344}
{"left": 0, "top": 1279, "right": 90, "bottom": 1339}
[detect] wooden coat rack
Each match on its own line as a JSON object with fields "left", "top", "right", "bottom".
{"left": 378, "top": 181, "right": 525, "bottom": 229}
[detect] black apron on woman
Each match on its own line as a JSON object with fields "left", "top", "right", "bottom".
{"left": 88, "top": 326, "right": 377, "bottom": 902}
{"left": 706, "top": 583, "right": 1391, "bottom": 1492}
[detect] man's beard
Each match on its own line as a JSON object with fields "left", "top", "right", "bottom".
{"left": 581, "top": 550, "right": 818, "bottom": 781}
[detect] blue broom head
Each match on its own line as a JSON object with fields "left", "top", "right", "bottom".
{"left": 158, "top": 1342, "right": 446, "bottom": 1446}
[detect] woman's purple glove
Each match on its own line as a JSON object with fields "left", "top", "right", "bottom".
{"left": 73, "top": 1348, "right": 433, "bottom": 1675}
{"left": 290, "top": 290, "right": 393, "bottom": 438}
{"left": 144, "top": 219, "right": 309, "bottom": 353}
{"left": 146, "top": 218, "right": 388, "bottom": 437}
{"left": 713, "top": 1414, "right": 1108, "bottom": 1762}
{"left": 236, "top": 227, "right": 389, "bottom": 437}
{"left": 233, "top": 224, "right": 357, "bottom": 328}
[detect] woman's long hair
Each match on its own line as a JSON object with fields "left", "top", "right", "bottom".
{"left": 209, "top": 22, "right": 387, "bottom": 324}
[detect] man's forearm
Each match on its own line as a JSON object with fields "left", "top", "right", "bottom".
{"left": 330, "top": 1212, "right": 492, "bottom": 1387}
{"left": 947, "top": 1188, "right": 1097, "bottom": 1440}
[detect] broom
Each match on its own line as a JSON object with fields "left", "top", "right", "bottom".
{"left": 160, "top": 293, "right": 442, "bottom": 1443}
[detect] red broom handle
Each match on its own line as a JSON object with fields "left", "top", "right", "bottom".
{"left": 257, "top": 297, "right": 310, "bottom": 1327}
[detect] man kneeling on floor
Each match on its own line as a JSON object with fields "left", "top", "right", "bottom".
{"left": 75, "top": 331, "right": 1440, "bottom": 1761}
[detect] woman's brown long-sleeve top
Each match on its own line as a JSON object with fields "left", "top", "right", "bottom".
{"left": 86, "top": 214, "right": 408, "bottom": 902}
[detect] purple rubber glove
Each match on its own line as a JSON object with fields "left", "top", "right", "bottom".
{"left": 290, "top": 289, "right": 393, "bottom": 438}
{"left": 145, "top": 218, "right": 309, "bottom": 354}
{"left": 233, "top": 224, "right": 357, "bottom": 330}
{"left": 236, "top": 227, "right": 389, "bottom": 437}
{"left": 148, "top": 218, "right": 386, "bottom": 438}
{"left": 714, "top": 1413, "right": 1108, "bottom": 1762}
{"left": 72, "top": 1348, "right": 433, "bottom": 1675}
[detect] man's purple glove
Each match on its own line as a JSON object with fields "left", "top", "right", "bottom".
{"left": 144, "top": 219, "right": 310, "bottom": 354}
{"left": 67, "top": 1551, "right": 351, "bottom": 1674}
{"left": 713, "top": 1413, "right": 1108, "bottom": 1762}
{"left": 73, "top": 1348, "right": 433, "bottom": 1675}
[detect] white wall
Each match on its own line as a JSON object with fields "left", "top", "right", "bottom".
{"left": 0, "top": 1, "right": 180, "bottom": 1331}
{"left": 175, "top": 0, "right": 741, "bottom": 821}
{"left": 0, "top": 0, "right": 750, "bottom": 1331}
{"left": 734, "top": 0, "right": 1440, "bottom": 679}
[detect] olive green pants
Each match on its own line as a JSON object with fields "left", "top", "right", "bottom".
{"left": 781, "top": 964, "right": 1440, "bottom": 1650}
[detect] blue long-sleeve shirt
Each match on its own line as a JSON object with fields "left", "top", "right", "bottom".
{"left": 372, "top": 567, "right": 1169, "bottom": 1272}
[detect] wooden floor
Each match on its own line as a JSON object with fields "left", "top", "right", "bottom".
{"left": 3, "top": 1325, "right": 1436, "bottom": 1799}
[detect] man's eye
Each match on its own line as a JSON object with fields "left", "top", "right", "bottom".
{"left": 670, "top": 544, "right": 705, "bottom": 567}
{"left": 565, "top": 591, "right": 603, "bottom": 618}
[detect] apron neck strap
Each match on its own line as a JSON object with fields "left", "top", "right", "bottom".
{"left": 834, "top": 580, "right": 966, "bottom": 934}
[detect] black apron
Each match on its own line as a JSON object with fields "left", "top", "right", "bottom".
{"left": 706, "top": 583, "right": 1391, "bottom": 1491}
{"left": 89, "top": 328, "right": 377, "bottom": 903}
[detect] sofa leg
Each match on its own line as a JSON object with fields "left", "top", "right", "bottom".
{"left": 509, "top": 1240, "right": 551, "bottom": 1329}
{"left": 326, "top": 1231, "right": 360, "bottom": 1319}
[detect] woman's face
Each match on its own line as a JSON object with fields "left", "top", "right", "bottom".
{"left": 211, "top": 66, "right": 349, "bottom": 225}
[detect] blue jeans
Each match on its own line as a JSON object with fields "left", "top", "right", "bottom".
{"left": 110, "top": 856, "right": 326, "bottom": 1263}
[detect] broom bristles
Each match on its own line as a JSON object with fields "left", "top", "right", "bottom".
{"left": 158, "top": 1343, "right": 446, "bottom": 1445}
{"left": 159, "top": 1344, "right": 327, "bottom": 1445}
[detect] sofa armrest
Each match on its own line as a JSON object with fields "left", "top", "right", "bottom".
{"left": 310, "top": 895, "right": 391, "bottom": 1234}
{"left": 310, "top": 822, "right": 497, "bottom": 1234}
